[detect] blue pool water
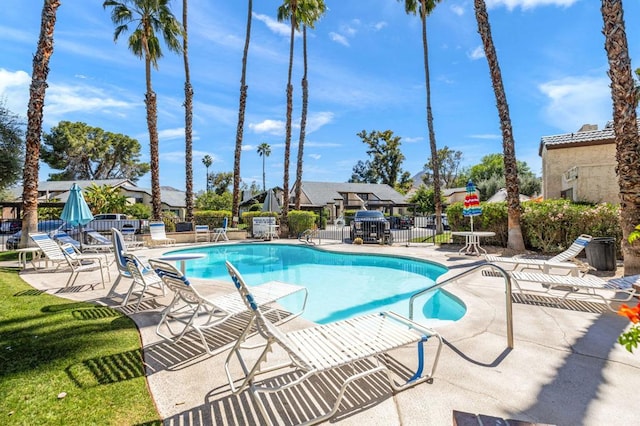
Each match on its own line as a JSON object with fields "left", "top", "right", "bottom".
{"left": 165, "top": 243, "right": 466, "bottom": 325}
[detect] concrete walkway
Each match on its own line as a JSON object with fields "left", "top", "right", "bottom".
{"left": 12, "top": 241, "right": 640, "bottom": 425}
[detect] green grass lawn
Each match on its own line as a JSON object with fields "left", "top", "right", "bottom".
{"left": 0, "top": 265, "right": 159, "bottom": 424}
{"left": 410, "top": 231, "right": 452, "bottom": 244}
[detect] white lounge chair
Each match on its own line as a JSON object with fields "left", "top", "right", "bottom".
{"left": 122, "top": 253, "right": 166, "bottom": 312}
{"left": 510, "top": 271, "right": 637, "bottom": 311}
{"left": 148, "top": 258, "right": 308, "bottom": 355}
{"left": 485, "top": 234, "right": 593, "bottom": 276}
{"left": 106, "top": 228, "right": 159, "bottom": 306}
{"left": 83, "top": 230, "right": 115, "bottom": 253}
{"left": 120, "top": 227, "right": 145, "bottom": 249}
{"left": 211, "top": 222, "right": 229, "bottom": 242}
{"left": 194, "top": 224, "right": 210, "bottom": 243}
{"left": 149, "top": 221, "right": 176, "bottom": 246}
{"left": 224, "top": 261, "right": 443, "bottom": 426}
{"left": 30, "top": 233, "right": 107, "bottom": 288}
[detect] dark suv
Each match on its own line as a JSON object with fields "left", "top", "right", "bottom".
{"left": 350, "top": 210, "right": 393, "bottom": 244}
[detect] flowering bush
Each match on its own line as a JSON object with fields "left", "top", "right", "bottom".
{"left": 618, "top": 302, "right": 640, "bottom": 352}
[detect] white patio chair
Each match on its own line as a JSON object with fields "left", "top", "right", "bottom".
{"left": 485, "top": 234, "right": 594, "bottom": 276}
{"left": 120, "top": 227, "right": 145, "bottom": 249}
{"left": 148, "top": 258, "right": 307, "bottom": 355}
{"left": 122, "top": 253, "right": 166, "bottom": 312}
{"left": 224, "top": 261, "right": 443, "bottom": 425}
{"left": 194, "top": 224, "right": 210, "bottom": 243}
{"left": 149, "top": 221, "right": 176, "bottom": 246}
{"left": 211, "top": 222, "right": 229, "bottom": 242}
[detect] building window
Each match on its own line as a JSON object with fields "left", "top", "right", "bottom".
{"left": 560, "top": 188, "right": 573, "bottom": 200}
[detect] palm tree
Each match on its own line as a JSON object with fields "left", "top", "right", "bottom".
{"left": 473, "top": 0, "right": 525, "bottom": 252}
{"left": 103, "top": 0, "right": 183, "bottom": 221}
{"left": 277, "top": 0, "right": 299, "bottom": 232}
{"left": 257, "top": 143, "right": 271, "bottom": 192}
{"left": 20, "top": 0, "right": 61, "bottom": 249}
{"left": 294, "top": 0, "right": 327, "bottom": 210}
{"left": 232, "top": 0, "right": 254, "bottom": 227}
{"left": 601, "top": 0, "right": 640, "bottom": 274}
{"left": 182, "top": 0, "right": 194, "bottom": 223}
{"left": 398, "top": 0, "right": 443, "bottom": 232}
{"left": 202, "top": 154, "right": 212, "bottom": 193}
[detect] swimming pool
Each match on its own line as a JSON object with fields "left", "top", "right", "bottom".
{"left": 165, "top": 243, "right": 466, "bottom": 325}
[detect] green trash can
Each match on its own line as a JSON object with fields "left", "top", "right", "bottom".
{"left": 585, "top": 237, "right": 616, "bottom": 271}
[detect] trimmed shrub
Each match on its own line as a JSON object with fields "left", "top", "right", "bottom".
{"left": 288, "top": 210, "right": 317, "bottom": 237}
{"left": 194, "top": 210, "right": 231, "bottom": 228}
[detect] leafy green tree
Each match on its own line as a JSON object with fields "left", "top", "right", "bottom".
{"left": 408, "top": 185, "right": 443, "bottom": 214}
{"left": 0, "top": 100, "right": 24, "bottom": 191}
{"left": 208, "top": 172, "right": 233, "bottom": 196}
{"left": 126, "top": 202, "right": 151, "bottom": 219}
{"left": 84, "top": 183, "right": 128, "bottom": 214}
{"left": 467, "top": 153, "right": 540, "bottom": 199}
{"left": 422, "top": 146, "right": 463, "bottom": 189}
{"left": 195, "top": 190, "right": 232, "bottom": 211}
{"left": 103, "top": 0, "right": 183, "bottom": 221}
{"left": 41, "top": 121, "right": 149, "bottom": 181}
{"left": 21, "top": 0, "right": 61, "bottom": 250}
{"left": 349, "top": 130, "right": 412, "bottom": 190}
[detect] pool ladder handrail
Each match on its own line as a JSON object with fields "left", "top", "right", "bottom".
{"left": 299, "top": 228, "right": 320, "bottom": 245}
{"left": 409, "top": 263, "right": 514, "bottom": 349}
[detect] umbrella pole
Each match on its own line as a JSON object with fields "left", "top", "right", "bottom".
{"left": 470, "top": 216, "right": 474, "bottom": 233}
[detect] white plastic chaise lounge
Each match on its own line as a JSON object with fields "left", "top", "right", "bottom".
{"left": 510, "top": 271, "right": 637, "bottom": 311}
{"left": 148, "top": 221, "right": 176, "bottom": 247}
{"left": 122, "top": 253, "right": 166, "bottom": 312}
{"left": 224, "top": 261, "right": 443, "bottom": 426}
{"left": 30, "top": 233, "right": 108, "bottom": 288}
{"left": 485, "top": 234, "right": 593, "bottom": 276}
{"left": 194, "top": 224, "right": 210, "bottom": 243}
{"left": 148, "top": 258, "right": 308, "bottom": 355}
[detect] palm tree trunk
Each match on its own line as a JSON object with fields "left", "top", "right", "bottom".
{"left": 294, "top": 26, "right": 308, "bottom": 210}
{"left": 144, "top": 48, "right": 162, "bottom": 221}
{"left": 282, "top": 10, "right": 297, "bottom": 235}
{"left": 21, "top": 0, "right": 61, "bottom": 249}
{"left": 233, "top": 0, "right": 253, "bottom": 227}
{"left": 420, "top": 1, "right": 442, "bottom": 234}
{"left": 601, "top": 0, "right": 640, "bottom": 274}
{"left": 474, "top": 0, "right": 524, "bottom": 252}
{"left": 183, "top": 0, "right": 194, "bottom": 223}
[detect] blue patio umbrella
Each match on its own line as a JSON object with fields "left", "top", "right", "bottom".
{"left": 60, "top": 183, "right": 94, "bottom": 245}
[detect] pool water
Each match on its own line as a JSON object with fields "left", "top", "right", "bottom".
{"left": 166, "top": 243, "right": 466, "bottom": 325}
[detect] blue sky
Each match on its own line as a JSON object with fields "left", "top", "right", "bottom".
{"left": 1, "top": 0, "right": 639, "bottom": 193}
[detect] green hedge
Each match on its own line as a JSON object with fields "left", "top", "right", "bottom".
{"left": 447, "top": 199, "right": 621, "bottom": 255}
{"left": 288, "top": 210, "right": 317, "bottom": 237}
{"left": 194, "top": 210, "right": 231, "bottom": 227}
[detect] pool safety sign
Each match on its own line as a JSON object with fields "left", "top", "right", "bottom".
{"left": 253, "top": 217, "right": 276, "bottom": 238}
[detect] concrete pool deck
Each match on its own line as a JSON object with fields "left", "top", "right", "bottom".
{"left": 12, "top": 240, "right": 640, "bottom": 425}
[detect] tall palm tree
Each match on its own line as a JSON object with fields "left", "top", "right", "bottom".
{"left": 182, "top": 0, "right": 194, "bottom": 223}
{"left": 398, "top": 0, "right": 442, "bottom": 232}
{"left": 20, "top": 0, "right": 61, "bottom": 249}
{"left": 202, "top": 154, "right": 212, "bottom": 193}
{"left": 473, "top": 0, "right": 525, "bottom": 252}
{"left": 601, "top": 0, "right": 640, "bottom": 274}
{"left": 103, "top": 0, "right": 183, "bottom": 221}
{"left": 294, "top": 0, "right": 326, "bottom": 210}
{"left": 277, "top": 0, "right": 299, "bottom": 232}
{"left": 257, "top": 142, "right": 271, "bottom": 192}
{"left": 232, "top": 0, "right": 254, "bottom": 227}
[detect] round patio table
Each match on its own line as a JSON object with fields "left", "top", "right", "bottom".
{"left": 153, "top": 253, "right": 206, "bottom": 274}
{"left": 451, "top": 231, "right": 495, "bottom": 256}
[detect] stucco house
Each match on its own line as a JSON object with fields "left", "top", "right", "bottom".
{"left": 539, "top": 123, "right": 621, "bottom": 204}
{"left": 289, "top": 181, "right": 413, "bottom": 222}
{"left": 5, "top": 179, "right": 187, "bottom": 219}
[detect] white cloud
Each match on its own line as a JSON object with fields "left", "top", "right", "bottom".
{"left": 0, "top": 68, "right": 30, "bottom": 115}
{"left": 329, "top": 32, "right": 349, "bottom": 47}
{"left": 373, "top": 21, "right": 387, "bottom": 31}
{"left": 308, "top": 153, "right": 321, "bottom": 160}
{"left": 538, "top": 76, "right": 611, "bottom": 132}
{"left": 249, "top": 119, "right": 285, "bottom": 135}
{"left": 44, "top": 83, "right": 136, "bottom": 123}
{"left": 468, "top": 45, "right": 485, "bottom": 60}
{"left": 242, "top": 144, "right": 254, "bottom": 151}
{"left": 486, "top": 0, "right": 577, "bottom": 11}
{"left": 158, "top": 127, "right": 186, "bottom": 141}
{"left": 470, "top": 134, "right": 501, "bottom": 140}
{"left": 305, "top": 111, "right": 334, "bottom": 133}
{"left": 450, "top": 5, "right": 465, "bottom": 16}
{"left": 253, "top": 13, "right": 298, "bottom": 38}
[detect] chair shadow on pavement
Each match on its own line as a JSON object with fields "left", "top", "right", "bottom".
{"left": 158, "top": 356, "right": 415, "bottom": 426}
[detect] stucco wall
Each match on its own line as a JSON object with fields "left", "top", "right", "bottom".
{"left": 541, "top": 142, "right": 618, "bottom": 203}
